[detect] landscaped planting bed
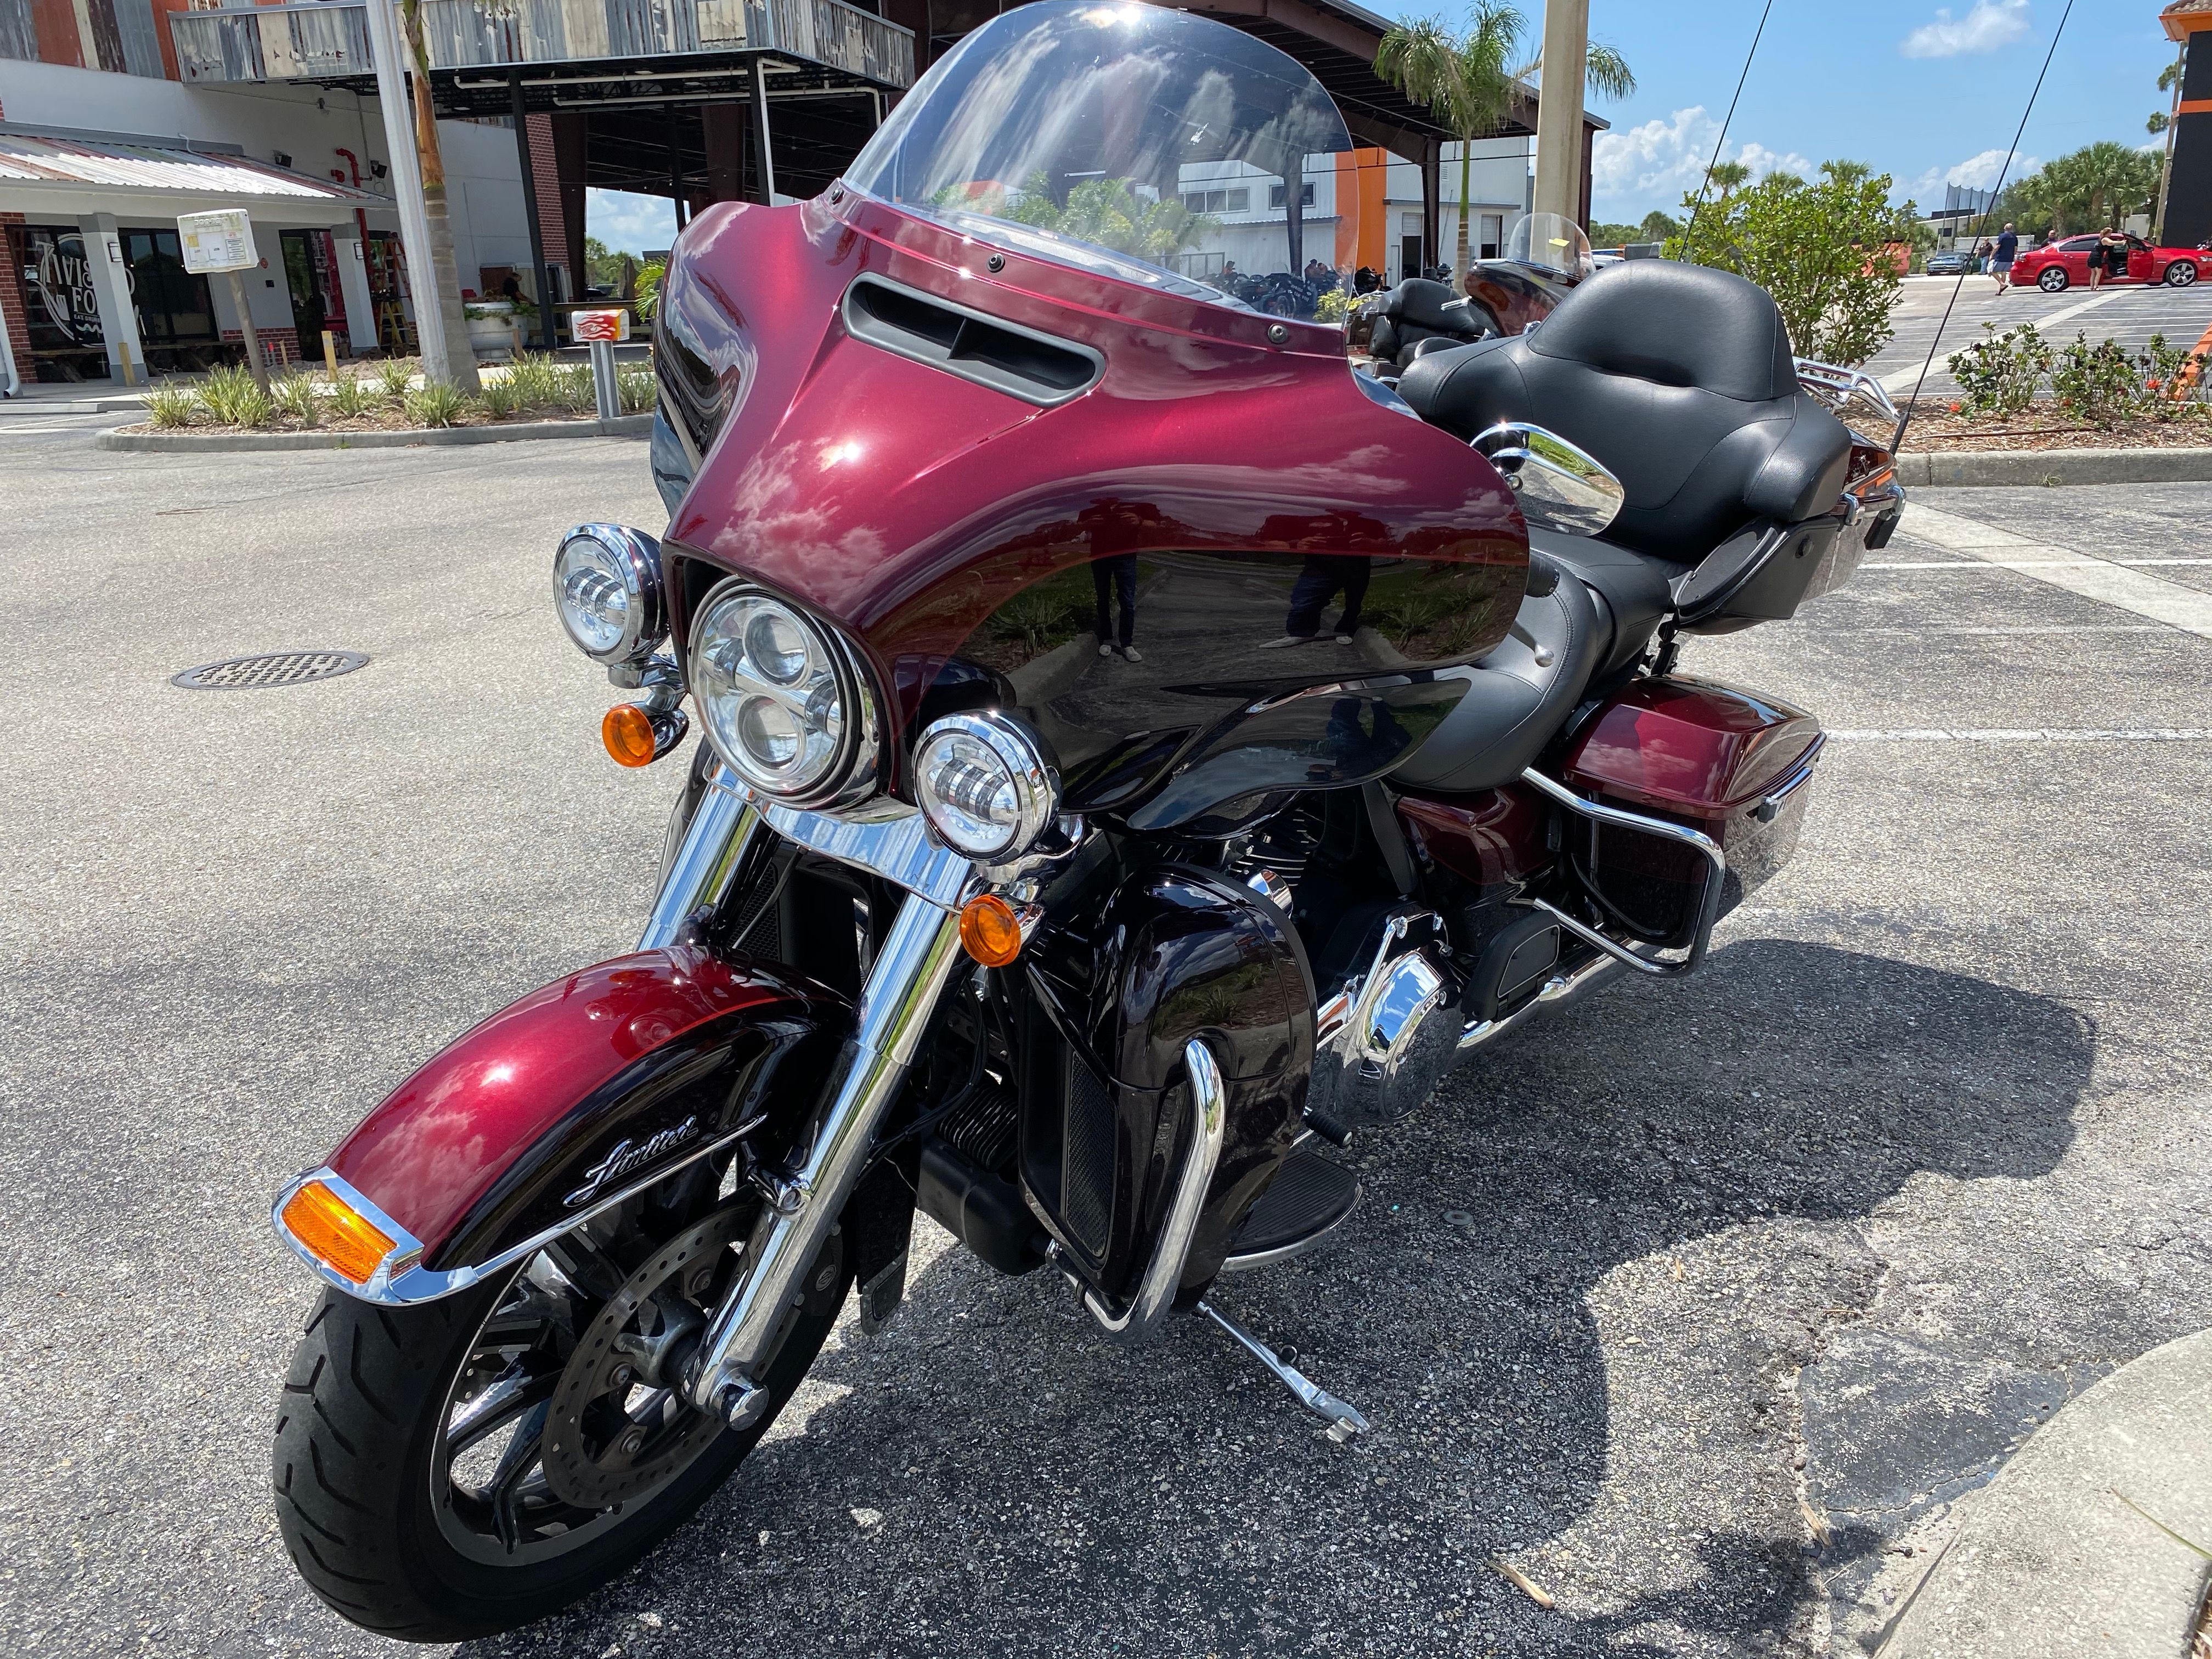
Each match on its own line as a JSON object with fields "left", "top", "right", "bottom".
{"left": 123, "top": 354, "right": 656, "bottom": 436}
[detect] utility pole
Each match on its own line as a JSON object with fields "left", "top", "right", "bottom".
{"left": 1530, "top": 0, "right": 1589, "bottom": 224}
{"left": 362, "top": 0, "right": 457, "bottom": 384}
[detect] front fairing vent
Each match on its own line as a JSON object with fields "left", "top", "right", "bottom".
{"left": 842, "top": 275, "right": 1104, "bottom": 408}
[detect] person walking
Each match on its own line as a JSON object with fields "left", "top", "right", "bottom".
{"left": 1974, "top": 236, "right": 1994, "bottom": 275}
{"left": 1991, "top": 222, "right": 2018, "bottom": 295}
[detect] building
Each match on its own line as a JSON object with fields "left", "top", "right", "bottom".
{"left": 0, "top": 9, "right": 544, "bottom": 384}
{"left": 2163, "top": 0, "right": 2212, "bottom": 246}
{"left": 2, "top": 0, "right": 1600, "bottom": 386}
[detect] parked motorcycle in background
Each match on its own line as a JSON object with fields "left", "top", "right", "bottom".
{"left": 267, "top": 2, "right": 1906, "bottom": 1638}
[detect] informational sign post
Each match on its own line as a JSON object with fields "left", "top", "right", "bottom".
{"left": 179, "top": 210, "right": 269, "bottom": 391}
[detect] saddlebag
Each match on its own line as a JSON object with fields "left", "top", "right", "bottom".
{"left": 1555, "top": 676, "right": 1823, "bottom": 949}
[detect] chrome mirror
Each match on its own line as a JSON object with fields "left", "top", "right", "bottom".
{"left": 1472, "top": 420, "right": 1624, "bottom": 537}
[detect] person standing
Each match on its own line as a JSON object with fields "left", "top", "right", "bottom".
{"left": 1974, "top": 236, "right": 1994, "bottom": 275}
{"left": 1991, "top": 222, "right": 2018, "bottom": 295}
{"left": 2092, "top": 223, "right": 2128, "bottom": 290}
{"left": 1092, "top": 553, "right": 1141, "bottom": 663}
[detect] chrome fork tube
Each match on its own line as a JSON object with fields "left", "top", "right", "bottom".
{"left": 686, "top": 890, "right": 967, "bottom": 1421}
{"left": 639, "top": 764, "right": 759, "bottom": 950}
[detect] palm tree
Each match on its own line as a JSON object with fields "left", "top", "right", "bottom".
{"left": 397, "top": 0, "right": 481, "bottom": 391}
{"left": 1377, "top": 4, "right": 1635, "bottom": 278}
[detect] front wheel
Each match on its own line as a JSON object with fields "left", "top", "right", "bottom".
{"left": 272, "top": 1199, "right": 848, "bottom": 1640}
{"left": 2038, "top": 266, "right": 2069, "bottom": 292}
{"left": 2168, "top": 261, "right": 2199, "bottom": 287}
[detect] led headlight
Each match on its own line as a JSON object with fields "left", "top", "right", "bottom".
{"left": 690, "top": 581, "right": 870, "bottom": 803}
{"left": 554, "top": 524, "right": 666, "bottom": 666}
{"left": 913, "top": 711, "right": 1058, "bottom": 861}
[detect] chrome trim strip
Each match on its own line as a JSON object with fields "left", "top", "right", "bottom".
{"left": 685, "top": 892, "right": 968, "bottom": 1415}
{"left": 1754, "top": 733, "right": 1826, "bottom": 821}
{"left": 738, "top": 773, "right": 974, "bottom": 911}
{"left": 271, "top": 1126, "right": 755, "bottom": 1306}
{"left": 1519, "top": 765, "right": 1727, "bottom": 977}
{"left": 1080, "top": 1038, "right": 1227, "bottom": 1346}
{"left": 1457, "top": 951, "right": 1626, "bottom": 1053}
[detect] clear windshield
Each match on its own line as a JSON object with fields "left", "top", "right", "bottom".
{"left": 1502, "top": 215, "right": 1593, "bottom": 282}
{"left": 844, "top": 1, "right": 1370, "bottom": 319}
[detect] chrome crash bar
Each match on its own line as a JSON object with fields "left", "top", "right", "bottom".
{"left": 1515, "top": 766, "right": 1728, "bottom": 979}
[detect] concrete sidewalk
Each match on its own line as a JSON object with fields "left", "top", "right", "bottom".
{"left": 1877, "top": 1328, "right": 2212, "bottom": 1658}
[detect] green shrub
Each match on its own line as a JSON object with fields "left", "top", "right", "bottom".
{"left": 1946, "top": 322, "right": 2050, "bottom": 418}
{"left": 403, "top": 380, "right": 467, "bottom": 427}
{"left": 376, "top": 358, "right": 415, "bottom": 403}
{"left": 327, "top": 374, "right": 373, "bottom": 420}
{"left": 144, "top": 385, "right": 199, "bottom": 428}
{"left": 504, "top": 353, "right": 558, "bottom": 409}
{"left": 615, "top": 363, "right": 657, "bottom": 415}
{"left": 557, "top": 363, "right": 597, "bottom": 414}
{"left": 2051, "top": 334, "right": 2147, "bottom": 428}
{"left": 1314, "top": 286, "right": 1352, "bottom": 324}
{"left": 271, "top": 371, "right": 321, "bottom": 427}
{"left": 198, "top": 363, "right": 274, "bottom": 428}
{"left": 477, "top": 376, "right": 520, "bottom": 419}
{"left": 2138, "top": 333, "right": 2209, "bottom": 419}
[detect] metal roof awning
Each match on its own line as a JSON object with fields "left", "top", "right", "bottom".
{"left": 0, "top": 126, "right": 385, "bottom": 224}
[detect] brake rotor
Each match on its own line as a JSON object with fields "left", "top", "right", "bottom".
{"left": 541, "top": 1204, "right": 748, "bottom": 1509}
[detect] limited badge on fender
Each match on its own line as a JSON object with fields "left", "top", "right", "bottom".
{"left": 564, "top": 1115, "right": 703, "bottom": 1207}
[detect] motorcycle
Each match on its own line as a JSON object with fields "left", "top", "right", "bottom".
{"left": 267, "top": 2, "right": 1906, "bottom": 1638}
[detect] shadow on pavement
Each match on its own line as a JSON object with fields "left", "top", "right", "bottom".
{"left": 463, "top": 939, "right": 2090, "bottom": 1658}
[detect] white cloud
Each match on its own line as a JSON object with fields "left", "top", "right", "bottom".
{"left": 1591, "top": 107, "right": 1813, "bottom": 210}
{"left": 1906, "top": 148, "right": 2039, "bottom": 204}
{"left": 1900, "top": 0, "right": 2030, "bottom": 59}
{"left": 585, "top": 189, "right": 679, "bottom": 257}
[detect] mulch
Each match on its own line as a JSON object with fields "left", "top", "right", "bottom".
{"left": 1895, "top": 400, "right": 2212, "bottom": 453}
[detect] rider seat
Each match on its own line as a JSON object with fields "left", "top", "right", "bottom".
{"left": 1396, "top": 262, "right": 1853, "bottom": 566}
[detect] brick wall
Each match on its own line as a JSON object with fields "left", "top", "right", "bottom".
{"left": 1, "top": 211, "right": 33, "bottom": 388}
{"left": 525, "top": 113, "right": 571, "bottom": 296}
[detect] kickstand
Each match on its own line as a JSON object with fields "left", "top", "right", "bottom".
{"left": 1197, "top": 1299, "right": 1372, "bottom": 1442}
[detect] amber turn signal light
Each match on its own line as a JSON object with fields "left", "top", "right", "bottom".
{"left": 603, "top": 703, "right": 659, "bottom": 768}
{"left": 280, "top": 1180, "right": 397, "bottom": 1285}
{"left": 959, "top": 893, "right": 1026, "bottom": 967}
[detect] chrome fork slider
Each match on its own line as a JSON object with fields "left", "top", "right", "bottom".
{"left": 684, "top": 889, "right": 967, "bottom": 1418}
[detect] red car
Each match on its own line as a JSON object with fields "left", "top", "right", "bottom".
{"left": 2009, "top": 232, "right": 2204, "bottom": 292}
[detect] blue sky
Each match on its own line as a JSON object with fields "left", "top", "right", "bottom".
{"left": 582, "top": 0, "right": 2175, "bottom": 250}
{"left": 1545, "top": 0, "right": 2176, "bottom": 222}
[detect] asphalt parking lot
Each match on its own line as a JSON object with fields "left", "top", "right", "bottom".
{"left": 1864, "top": 272, "right": 2212, "bottom": 403}
{"left": 0, "top": 419, "right": 2208, "bottom": 1658}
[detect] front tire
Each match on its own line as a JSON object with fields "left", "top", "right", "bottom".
{"left": 2168, "top": 261, "right": 2198, "bottom": 287}
{"left": 2038, "top": 266, "right": 2069, "bottom": 292}
{"left": 272, "top": 1210, "right": 847, "bottom": 1640}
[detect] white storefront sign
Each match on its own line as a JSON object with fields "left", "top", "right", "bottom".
{"left": 177, "top": 209, "right": 258, "bottom": 274}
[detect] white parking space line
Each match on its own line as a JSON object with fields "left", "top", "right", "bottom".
{"left": 1892, "top": 503, "right": 2212, "bottom": 639}
{"left": 1831, "top": 727, "right": 2212, "bottom": 741}
{"left": 1865, "top": 558, "right": 2212, "bottom": 569}
{"left": 1848, "top": 624, "right": 2170, "bottom": 634}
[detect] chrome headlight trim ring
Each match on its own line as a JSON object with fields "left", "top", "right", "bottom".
{"left": 912, "top": 709, "right": 1060, "bottom": 863}
{"left": 554, "top": 523, "right": 668, "bottom": 667}
{"left": 687, "top": 577, "right": 883, "bottom": 812}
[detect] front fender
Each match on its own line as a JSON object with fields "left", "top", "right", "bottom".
{"left": 274, "top": 946, "right": 849, "bottom": 1303}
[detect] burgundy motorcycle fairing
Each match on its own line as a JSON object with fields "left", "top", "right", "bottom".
{"left": 654, "top": 194, "right": 1528, "bottom": 825}
{"left": 307, "top": 948, "right": 848, "bottom": 1282}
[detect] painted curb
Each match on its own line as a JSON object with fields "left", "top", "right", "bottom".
{"left": 96, "top": 414, "right": 651, "bottom": 453}
{"left": 1874, "top": 1326, "right": 2212, "bottom": 1659}
{"left": 1901, "top": 446, "right": 2212, "bottom": 488}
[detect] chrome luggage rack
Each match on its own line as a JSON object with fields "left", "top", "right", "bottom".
{"left": 1795, "top": 357, "right": 1906, "bottom": 456}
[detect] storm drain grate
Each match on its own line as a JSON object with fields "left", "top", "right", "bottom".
{"left": 172, "top": 650, "right": 370, "bottom": 691}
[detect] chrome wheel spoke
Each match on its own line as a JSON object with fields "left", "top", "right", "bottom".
{"left": 447, "top": 1360, "right": 561, "bottom": 1459}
